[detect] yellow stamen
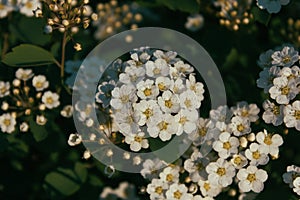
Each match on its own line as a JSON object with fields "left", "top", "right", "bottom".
{"left": 217, "top": 167, "right": 226, "bottom": 176}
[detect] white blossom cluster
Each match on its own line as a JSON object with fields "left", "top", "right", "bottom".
{"left": 0, "top": 68, "right": 61, "bottom": 134}
{"left": 257, "top": 46, "right": 300, "bottom": 131}
{"left": 105, "top": 47, "right": 205, "bottom": 152}
{"left": 0, "top": 0, "right": 41, "bottom": 18}
{"left": 283, "top": 165, "right": 300, "bottom": 196}
{"left": 142, "top": 102, "right": 284, "bottom": 199}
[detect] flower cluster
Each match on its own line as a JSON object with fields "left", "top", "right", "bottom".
{"left": 257, "top": 45, "right": 300, "bottom": 130}
{"left": 98, "top": 47, "right": 205, "bottom": 152}
{"left": 142, "top": 102, "right": 283, "bottom": 199}
{"left": 39, "top": 0, "right": 96, "bottom": 50}
{"left": 213, "top": 0, "right": 252, "bottom": 31}
{"left": 283, "top": 165, "right": 300, "bottom": 196}
{"left": 284, "top": 18, "right": 300, "bottom": 47}
{"left": 0, "top": 68, "right": 60, "bottom": 134}
{"left": 0, "top": 0, "right": 41, "bottom": 18}
{"left": 92, "top": 0, "right": 142, "bottom": 40}
{"left": 256, "top": 0, "right": 290, "bottom": 14}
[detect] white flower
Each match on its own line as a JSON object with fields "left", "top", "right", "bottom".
{"left": 110, "top": 85, "right": 137, "bottom": 109}
{"left": 141, "top": 159, "right": 165, "bottom": 180}
{"left": 209, "top": 105, "right": 232, "bottom": 124}
{"left": 145, "top": 58, "right": 169, "bottom": 78}
{"left": 262, "top": 100, "right": 284, "bottom": 126}
{"left": 1, "top": 101, "right": 9, "bottom": 111}
{"left": 185, "top": 14, "right": 204, "bottom": 32}
{"left": 124, "top": 131, "right": 149, "bottom": 152}
{"left": 170, "top": 78, "right": 186, "bottom": 94}
{"left": 271, "top": 46, "right": 298, "bottom": 67}
{"left": 283, "top": 165, "right": 300, "bottom": 188}
{"left": 158, "top": 90, "right": 180, "bottom": 113}
{"left": 186, "top": 74, "right": 204, "bottom": 101}
{"left": 42, "top": 91, "right": 60, "bottom": 109}
{"left": 134, "top": 99, "right": 162, "bottom": 126}
{"left": 213, "top": 132, "right": 239, "bottom": 159}
{"left": 74, "top": 102, "right": 93, "bottom": 122}
{"left": 230, "top": 116, "right": 251, "bottom": 136}
{"left": 0, "top": 81, "right": 10, "bottom": 97}
{"left": 245, "top": 143, "right": 269, "bottom": 166}
{"left": 159, "top": 166, "right": 180, "bottom": 184}
{"left": 257, "top": 49, "right": 275, "bottom": 68}
{"left": 166, "top": 183, "right": 190, "bottom": 200}
{"left": 119, "top": 66, "right": 145, "bottom": 85}
{"left": 257, "top": 0, "right": 290, "bottom": 13}
{"left": 83, "top": 150, "right": 91, "bottom": 159}
{"left": 293, "top": 177, "right": 300, "bottom": 195}
{"left": 0, "top": 1, "right": 14, "bottom": 18}
{"left": 180, "top": 90, "right": 201, "bottom": 110}
{"left": 153, "top": 50, "right": 179, "bottom": 64}
{"left": 133, "top": 155, "right": 142, "bottom": 165}
{"left": 68, "top": 133, "right": 82, "bottom": 146}
{"left": 197, "top": 179, "right": 222, "bottom": 197}
{"left": 279, "top": 66, "right": 300, "bottom": 80}
{"left": 188, "top": 118, "right": 217, "bottom": 146}
{"left": 257, "top": 66, "right": 281, "bottom": 93}
{"left": 15, "top": 68, "right": 34, "bottom": 81}
{"left": 174, "top": 109, "right": 198, "bottom": 135}
{"left": 269, "top": 76, "right": 298, "bottom": 104}
{"left": 0, "top": 113, "right": 16, "bottom": 133}
{"left": 19, "top": 0, "right": 41, "bottom": 17}
{"left": 114, "top": 108, "right": 140, "bottom": 135}
{"left": 137, "top": 79, "right": 159, "bottom": 100}
{"left": 169, "top": 66, "right": 181, "bottom": 79}
{"left": 32, "top": 75, "right": 49, "bottom": 91}
{"left": 60, "top": 105, "right": 73, "bottom": 118}
{"left": 230, "top": 154, "right": 248, "bottom": 169}
{"left": 20, "top": 122, "right": 29, "bottom": 132}
{"left": 206, "top": 158, "right": 236, "bottom": 187}
{"left": 231, "top": 101, "right": 260, "bottom": 122}
{"left": 184, "top": 150, "right": 209, "bottom": 182}
{"left": 129, "top": 51, "right": 150, "bottom": 66}
{"left": 146, "top": 178, "right": 169, "bottom": 200}
{"left": 36, "top": 115, "right": 47, "bottom": 125}
{"left": 237, "top": 165, "right": 268, "bottom": 193}
{"left": 174, "top": 60, "right": 194, "bottom": 74}
{"left": 256, "top": 130, "right": 283, "bottom": 156}
{"left": 147, "top": 114, "right": 178, "bottom": 141}
{"left": 155, "top": 76, "right": 172, "bottom": 91}
{"left": 284, "top": 100, "right": 300, "bottom": 131}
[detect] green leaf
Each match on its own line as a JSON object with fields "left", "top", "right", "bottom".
{"left": 88, "top": 175, "right": 103, "bottom": 187}
{"left": 2, "top": 44, "right": 58, "bottom": 67}
{"left": 156, "top": 0, "right": 199, "bottom": 13}
{"left": 9, "top": 18, "right": 51, "bottom": 46}
{"left": 251, "top": 7, "right": 271, "bottom": 26}
{"left": 44, "top": 163, "right": 87, "bottom": 196}
{"left": 29, "top": 117, "right": 49, "bottom": 142}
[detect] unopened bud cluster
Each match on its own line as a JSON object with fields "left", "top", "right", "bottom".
{"left": 214, "top": 0, "right": 253, "bottom": 31}
{"left": 41, "top": 0, "right": 95, "bottom": 34}
{"left": 93, "top": 0, "right": 143, "bottom": 40}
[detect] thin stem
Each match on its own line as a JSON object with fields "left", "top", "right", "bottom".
{"left": 60, "top": 31, "right": 68, "bottom": 79}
